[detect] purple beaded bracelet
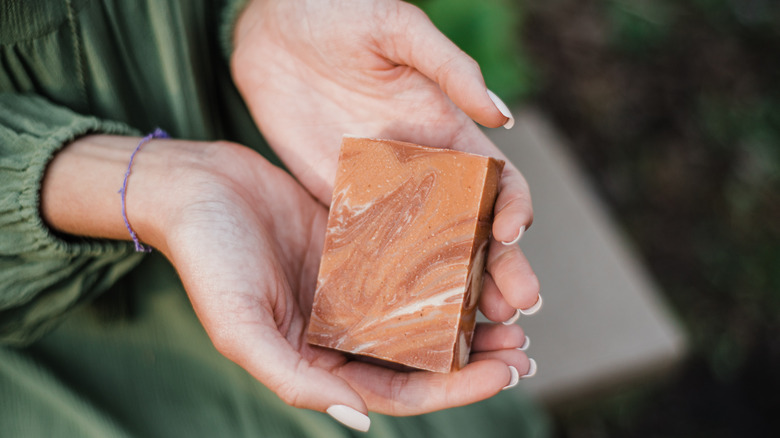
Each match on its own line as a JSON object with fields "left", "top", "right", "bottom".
{"left": 118, "top": 128, "right": 169, "bottom": 252}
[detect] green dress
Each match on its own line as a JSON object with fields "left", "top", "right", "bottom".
{"left": 0, "top": 1, "right": 549, "bottom": 436}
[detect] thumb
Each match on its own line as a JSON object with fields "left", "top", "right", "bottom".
{"left": 213, "top": 321, "right": 371, "bottom": 432}
{"left": 380, "top": 2, "right": 514, "bottom": 129}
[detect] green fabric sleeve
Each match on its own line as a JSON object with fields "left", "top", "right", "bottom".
{"left": 219, "top": 0, "right": 251, "bottom": 60}
{"left": 0, "top": 93, "right": 145, "bottom": 346}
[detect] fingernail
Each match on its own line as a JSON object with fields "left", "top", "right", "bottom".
{"left": 327, "top": 405, "right": 371, "bottom": 432}
{"left": 518, "top": 335, "right": 530, "bottom": 351}
{"left": 519, "top": 294, "right": 542, "bottom": 316}
{"left": 521, "top": 359, "right": 537, "bottom": 379}
{"left": 501, "top": 225, "right": 525, "bottom": 246}
{"left": 487, "top": 89, "right": 515, "bottom": 129}
{"left": 503, "top": 366, "right": 520, "bottom": 390}
{"left": 502, "top": 309, "right": 520, "bottom": 325}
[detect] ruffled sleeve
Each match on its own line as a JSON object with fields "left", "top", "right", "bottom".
{"left": 0, "top": 93, "right": 144, "bottom": 345}
{"left": 218, "top": 0, "right": 251, "bottom": 60}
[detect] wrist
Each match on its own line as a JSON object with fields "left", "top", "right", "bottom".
{"left": 40, "top": 134, "right": 218, "bottom": 256}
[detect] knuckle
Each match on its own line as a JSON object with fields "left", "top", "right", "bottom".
{"left": 489, "top": 246, "right": 520, "bottom": 274}
{"left": 433, "top": 55, "right": 460, "bottom": 84}
{"left": 388, "top": 372, "right": 410, "bottom": 405}
{"left": 462, "top": 56, "right": 481, "bottom": 76}
{"left": 273, "top": 359, "right": 310, "bottom": 409}
{"left": 506, "top": 324, "right": 526, "bottom": 347}
{"left": 275, "top": 380, "right": 303, "bottom": 408}
{"left": 208, "top": 325, "right": 241, "bottom": 360}
{"left": 398, "top": 1, "right": 432, "bottom": 27}
{"left": 496, "top": 192, "right": 532, "bottom": 218}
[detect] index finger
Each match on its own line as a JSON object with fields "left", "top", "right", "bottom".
{"left": 380, "top": 2, "right": 510, "bottom": 129}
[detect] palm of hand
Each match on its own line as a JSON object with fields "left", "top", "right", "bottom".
{"left": 232, "top": 0, "right": 497, "bottom": 204}
{"left": 160, "top": 142, "right": 527, "bottom": 417}
{"left": 161, "top": 144, "right": 342, "bottom": 396}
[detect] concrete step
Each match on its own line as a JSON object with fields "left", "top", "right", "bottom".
{"left": 485, "top": 106, "right": 687, "bottom": 404}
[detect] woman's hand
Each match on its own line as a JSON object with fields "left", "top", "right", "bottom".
{"left": 42, "top": 135, "right": 533, "bottom": 431}
{"left": 231, "top": 0, "right": 541, "bottom": 363}
{"left": 232, "top": 0, "right": 516, "bottom": 205}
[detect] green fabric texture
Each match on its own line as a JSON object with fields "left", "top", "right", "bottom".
{"left": 0, "top": 94, "right": 143, "bottom": 345}
{"left": 0, "top": 0, "right": 550, "bottom": 436}
{"left": 0, "top": 0, "right": 270, "bottom": 344}
{"left": 2, "top": 254, "right": 549, "bottom": 437}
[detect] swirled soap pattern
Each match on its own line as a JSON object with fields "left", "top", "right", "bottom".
{"left": 307, "top": 136, "right": 504, "bottom": 373}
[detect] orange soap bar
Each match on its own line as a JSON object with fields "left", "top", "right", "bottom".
{"left": 307, "top": 137, "right": 504, "bottom": 373}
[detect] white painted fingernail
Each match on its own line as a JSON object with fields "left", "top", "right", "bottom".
{"left": 487, "top": 89, "right": 515, "bottom": 129}
{"left": 519, "top": 294, "right": 542, "bottom": 316}
{"left": 502, "top": 309, "right": 521, "bottom": 325}
{"left": 518, "top": 335, "right": 530, "bottom": 351}
{"left": 521, "top": 358, "right": 537, "bottom": 379}
{"left": 503, "top": 366, "right": 520, "bottom": 390}
{"left": 327, "top": 405, "right": 371, "bottom": 432}
{"left": 501, "top": 225, "right": 525, "bottom": 246}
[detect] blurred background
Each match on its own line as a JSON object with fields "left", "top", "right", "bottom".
{"left": 416, "top": 0, "right": 780, "bottom": 436}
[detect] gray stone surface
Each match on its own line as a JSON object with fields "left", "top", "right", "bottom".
{"left": 485, "top": 107, "right": 687, "bottom": 404}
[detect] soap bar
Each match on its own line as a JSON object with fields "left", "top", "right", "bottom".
{"left": 307, "top": 137, "right": 504, "bottom": 373}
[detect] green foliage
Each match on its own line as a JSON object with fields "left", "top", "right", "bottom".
{"left": 595, "top": 0, "right": 780, "bottom": 379}
{"left": 413, "top": 0, "right": 536, "bottom": 102}
{"left": 605, "top": 0, "right": 676, "bottom": 54}
{"left": 691, "top": 0, "right": 780, "bottom": 30}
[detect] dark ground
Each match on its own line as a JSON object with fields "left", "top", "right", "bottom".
{"left": 518, "top": 0, "right": 780, "bottom": 437}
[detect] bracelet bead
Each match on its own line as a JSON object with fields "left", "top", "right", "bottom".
{"left": 118, "top": 128, "right": 169, "bottom": 252}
